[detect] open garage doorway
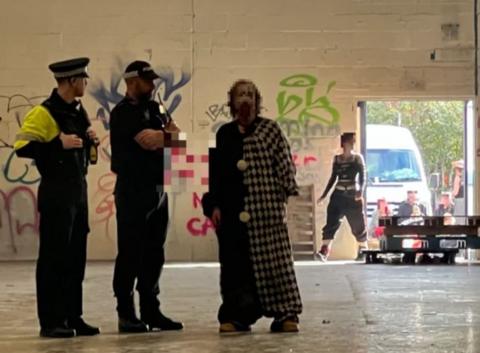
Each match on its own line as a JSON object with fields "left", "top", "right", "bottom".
{"left": 358, "top": 101, "right": 475, "bottom": 230}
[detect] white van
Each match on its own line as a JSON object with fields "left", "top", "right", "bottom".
{"left": 365, "top": 124, "right": 432, "bottom": 218}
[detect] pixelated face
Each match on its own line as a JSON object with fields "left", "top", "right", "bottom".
{"left": 407, "top": 191, "right": 417, "bottom": 203}
{"left": 233, "top": 82, "right": 256, "bottom": 125}
{"left": 378, "top": 199, "right": 386, "bottom": 210}
{"left": 441, "top": 194, "right": 451, "bottom": 206}
{"left": 71, "top": 77, "right": 88, "bottom": 97}
{"left": 343, "top": 136, "right": 355, "bottom": 149}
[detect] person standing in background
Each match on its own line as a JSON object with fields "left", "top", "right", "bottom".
{"left": 316, "top": 132, "right": 368, "bottom": 262}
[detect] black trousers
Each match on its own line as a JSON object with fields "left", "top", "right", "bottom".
{"left": 216, "top": 215, "right": 263, "bottom": 326}
{"left": 113, "top": 185, "right": 169, "bottom": 319}
{"left": 322, "top": 190, "right": 367, "bottom": 242}
{"left": 36, "top": 180, "right": 89, "bottom": 328}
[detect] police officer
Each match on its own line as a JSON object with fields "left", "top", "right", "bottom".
{"left": 110, "top": 61, "right": 183, "bottom": 333}
{"left": 14, "top": 58, "right": 100, "bottom": 338}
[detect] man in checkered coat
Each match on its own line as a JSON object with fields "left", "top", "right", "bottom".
{"left": 203, "top": 79, "right": 302, "bottom": 333}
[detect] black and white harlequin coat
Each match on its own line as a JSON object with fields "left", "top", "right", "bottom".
{"left": 209, "top": 116, "right": 303, "bottom": 318}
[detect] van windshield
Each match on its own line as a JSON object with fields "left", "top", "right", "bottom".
{"left": 366, "top": 149, "right": 422, "bottom": 182}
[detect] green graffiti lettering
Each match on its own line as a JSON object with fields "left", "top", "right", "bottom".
{"left": 276, "top": 75, "right": 340, "bottom": 132}
{"left": 298, "top": 87, "right": 340, "bottom": 125}
{"left": 277, "top": 91, "right": 303, "bottom": 121}
{"left": 280, "top": 74, "right": 317, "bottom": 87}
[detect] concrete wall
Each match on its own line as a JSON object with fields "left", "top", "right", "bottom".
{"left": 0, "top": 0, "right": 475, "bottom": 261}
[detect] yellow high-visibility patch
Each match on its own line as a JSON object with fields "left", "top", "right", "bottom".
{"left": 14, "top": 105, "right": 60, "bottom": 150}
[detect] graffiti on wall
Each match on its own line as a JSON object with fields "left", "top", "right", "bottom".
{"left": 0, "top": 186, "right": 39, "bottom": 254}
{"left": 0, "top": 95, "right": 45, "bottom": 254}
{"left": 203, "top": 74, "right": 340, "bottom": 185}
{"left": 88, "top": 60, "right": 192, "bottom": 238}
{"left": 204, "top": 74, "right": 340, "bottom": 145}
{"left": 0, "top": 61, "right": 194, "bottom": 255}
{"left": 206, "top": 103, "right": 230, "bottom": 123}
{"left": 185, "top": 192, "right": 215, "bottom": 237}
{"left": 89, "top": 59, "right": 191, "bottom": 121}
{"left": 0, "top": 70, "right": 341, "bottom": 255}
{"left": 276, "top": 74, "right": 340, "bottom": 152}
{"left": 276, "top": 74, "right": 340, "bottom": 184}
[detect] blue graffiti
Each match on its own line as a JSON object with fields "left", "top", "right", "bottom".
{"left": 89, "top": 59, "right": 191, "bottom": 127}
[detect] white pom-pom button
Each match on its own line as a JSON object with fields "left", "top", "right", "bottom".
{"left": 237, "top": 159, "right": 248, "bottom": 171}
{"left": 239, "top": 211, "right": 251, "bottom": 223}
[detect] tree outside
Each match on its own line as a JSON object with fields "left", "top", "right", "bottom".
{"left": 366, "top": 101, "right": 464, "bottom": 190}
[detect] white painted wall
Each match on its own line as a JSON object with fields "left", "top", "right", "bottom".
{"left": 0, "top": 0, "right": 475, "bottom": 260}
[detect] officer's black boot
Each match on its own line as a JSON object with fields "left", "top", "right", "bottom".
{"left": 140, "top": 296, "right": 183, "bottom": 331}
{"left": 67, "top": 317, "right": 100, "bottom": 336}
{"left": 40, "top": 320, "right": 75, "bottom": 338}
{"left": 40, "top": 326, "right": 75, "bottom": 338}
{"left": 117, "top": 295, "right": 148, "bottom": 333}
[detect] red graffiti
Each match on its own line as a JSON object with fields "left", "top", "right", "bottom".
{"left": 186, "top": 192, "right": 214, "bottom": 236}
{"left": 192, "top": 192, "right": 202, "bottom": 208}
{"left": 292, "top": 154, "right": 318, "bottom": 166}
{"left": 0, "top": 186, "right": 39, "bottom": 254}
{"left": 186, "top": 217, "right": 215, "bottom": 236}
{"left": 92, "top": 172, "right": 116, "bottom": 238}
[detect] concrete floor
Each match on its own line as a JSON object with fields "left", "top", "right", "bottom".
{"left": 0, "top": 261, "right": 480, "bottom": 353}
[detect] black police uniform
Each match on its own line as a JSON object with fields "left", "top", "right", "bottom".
{"left": 110, "top": 96, "right": 171, "bottom": 323}
{"left": 16, "top": 94, "right": 91, "bottom": 328}
{"left": 14, "top": 58, "right": 99, "bottom": 337}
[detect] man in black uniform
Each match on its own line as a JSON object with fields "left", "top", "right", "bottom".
{"left": 14, "top": 58, "right": 100, "bottom": 338}
{"left": 110, "top": 61, "right": 183, "bottom": 333}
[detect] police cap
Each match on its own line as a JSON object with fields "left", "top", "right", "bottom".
{"left": 48, "top": 57, "right": 90, "bottom": 79}
{"left": 123, "top": 60, "right": 159, "bottom": 80}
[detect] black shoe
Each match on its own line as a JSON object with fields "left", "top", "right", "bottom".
{"left": 40, "top": 326, "right": 75, "bottom": 338}
{"left": 118, "top": 316, "right": 148, "bottom": 333}
{"left": 67, "top": 317, "right": 100, "bottom": 336}
{"left": 142, "top": 312, "right": 183, "bottom": 331}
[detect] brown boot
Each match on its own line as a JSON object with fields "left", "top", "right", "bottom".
{"left": 270, "top": 318, "right": 299, "bottom": 333}
{"left": 219, "top": 321, "right": 251, "bottom": 333}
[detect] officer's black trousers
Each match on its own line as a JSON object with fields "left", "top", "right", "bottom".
{"left": 36, "top": 180, "right": 89, "bottom": 328}
{"left": 113, "top": 185, "right": 169, "bottom": 319}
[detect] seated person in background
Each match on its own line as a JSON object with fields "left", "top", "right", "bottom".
{"left": 396, "top": 190, "right": 426, "bottom": 226}
{"left": 368, "top": 197, "right": 392, "bottom": 239}
{"left": 396, "top": 190, "right": 426, "bottom": 217}
{"left": 434, "top": 192, "right": 455, "bottom": 216}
